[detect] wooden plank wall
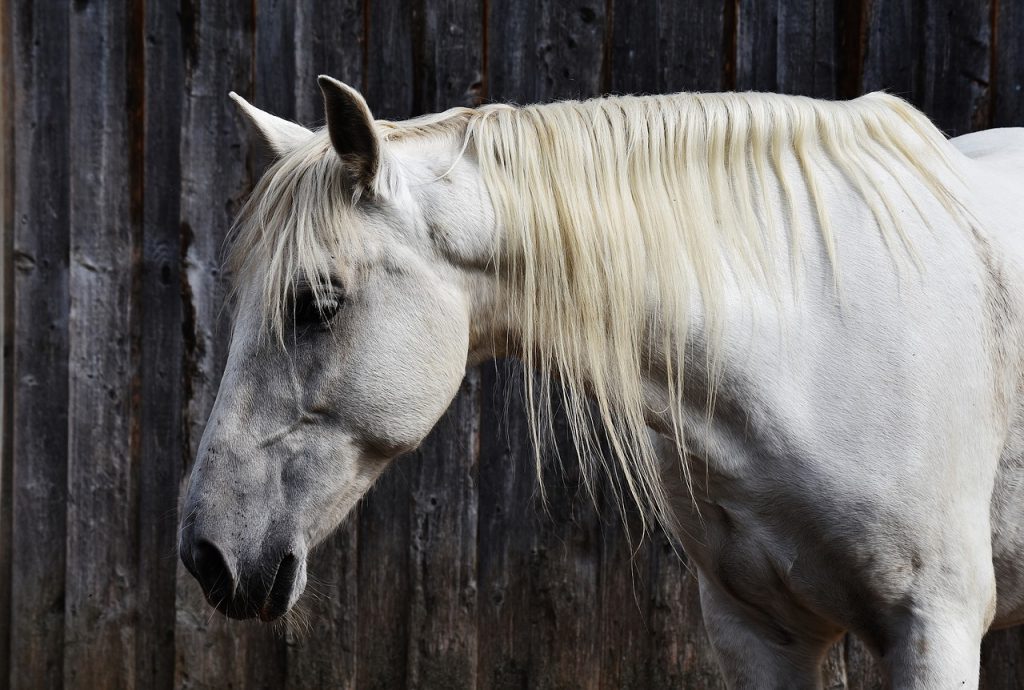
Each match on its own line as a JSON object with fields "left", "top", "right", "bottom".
{"left": 1, "top": 1, "right": 1023, "bottom": 688}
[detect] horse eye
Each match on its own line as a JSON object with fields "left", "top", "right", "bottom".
{"left": 294, "top": 291, "right": 343, "bottom": 329}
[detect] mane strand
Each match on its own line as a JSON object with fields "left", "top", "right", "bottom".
{"left": 467, "top": 91, "right": 967, "bottom": 532}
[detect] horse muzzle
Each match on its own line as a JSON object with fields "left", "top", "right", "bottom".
{"left": 179, "top": 525, "right": 307, "bottom": 622}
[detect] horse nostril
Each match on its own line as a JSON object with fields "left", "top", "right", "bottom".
{"left": 260, "top": 552, "right": 300, "bottom": 622}
{"left": 192, "top": 539, "right": 236, "bottom": 606}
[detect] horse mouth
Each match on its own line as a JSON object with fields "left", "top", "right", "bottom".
{"left": 258, "top": 553, "right": 299, "bottom": 621}
{"left": 201, "top": 552, "right": 301, "bottom": 622}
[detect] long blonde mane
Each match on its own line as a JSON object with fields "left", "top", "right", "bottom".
{"left": 230, "top": 91, "right": 966, "bottom": 533}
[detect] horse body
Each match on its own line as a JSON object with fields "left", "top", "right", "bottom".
{"left": 646, "top": 129, "right": 1024, "bottom": 686}
{"left": 958, "top": 129, "right": 1024, "bottom": 628}
{"left": 178, "top": 79, "right": 1024, "bottom": 688}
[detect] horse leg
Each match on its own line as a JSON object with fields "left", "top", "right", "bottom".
{"left": 870, "top": 567, "right": 994, "bottom": 690}
{"left": 855, "top": 514, "right": 996, "bottom": 690}
{"left": 698, "top": 574, "right": 836, "bottom": 690}
{"left": 878, "top": 611, "right": 984, "bottom": 689}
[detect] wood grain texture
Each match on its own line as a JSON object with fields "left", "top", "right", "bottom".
{"left": 738, "top": 0, "right": 844, "bottom": 97}
{"left": 408, "top": 374, "right": 481, "bottom": 689}
{"left": 488, "top": 0, "right": 605, "bottom": 104}
{"left": 293, "top": 0, "right": 364, "bottom": 124}
{"left": 647, "top": 537, "right": 726, "bottom": 689}
{"left": 995, "top": 0, "right": 1024, "bottom": 127}
{"left": 476, "top": 361, "right": 540, "bottom": 690}
{"left": 862, "top": 0, "right": 992, "bottom": 135}
{"left": 405, "top": 3, "right": 484, "bottom": 687}
{"left": 135, "top": 0, "right": 186, "bottom": 687}
{"left": 0, "top": 0, "right": 13, "bottom": 683}
{"left": 4, "top": 1, "right": 1024, "bottom": 687}
{"left": 605, "top": 10, "right": 730, "bottom": 685}
{"left": 173, "top": 1, "right": 287, "bottom": 686}
{"left": 609, "top": 0, "right": 727, "bottom": 95}
{"left": 64, "top": 1, "right": 138, "bottom": 687}
{"left": 487, "top": 4, "right": 607, "bottom": 686}
{"left": 285, "top": 5, "right": 364, "bottom": 689}
{"left": 8, "top": 2, "right": 70, "bottom": 688}
{"left": 354, "top": 4, "right": 417, "bottom": 688}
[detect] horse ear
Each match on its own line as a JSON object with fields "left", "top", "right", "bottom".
{"left": 318, "top": 75, "right": 380, "bottom": 185}
{"left": 229, "top": 91, "right": 313, "bottom": 157}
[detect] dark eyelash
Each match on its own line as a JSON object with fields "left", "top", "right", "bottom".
{"left": 293, "top": 289, "right": 344, "bottom": 329}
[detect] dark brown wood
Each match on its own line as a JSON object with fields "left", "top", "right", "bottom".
{"left": 862, "top": 0, "right": 992, "bottom": 135}
{"left": 134, "top": 0, "right": 186, "bottom": 687}
{"left": 981, "top": 629, "right": 1024, "bottom": 689}
{"left": 404, "top": 2, "right": 485, "bottom": 687}
{"left": 609, "top": 0, "right": 727, "bottom": 95}
{"left": 605, "top": 8, "right": 731, "bottom": 685}
{"left": 407, "top": 374, "right": 481, "bottom": 689}
{"left": 982, "top": 5, "right": 1024, "bottom": 685}
{"left": 844, "top": 634, "right": 884, "bottom": 689}
{"left": 0, "top": 0, "right": 14, "bottom": 684}
{"left": 366, "top": 0, "right": 415, "bottom": 120}
{"left": 476, "top": 361, "right": 540, "bottom": 690}
{"left": 284, "top": 4, "right": 365, "bottom": 689}
{"left": 647, "top": 537, "right": 727, "bottom": 689}
{"left": 995, "top": 0, "right": 1024, "bottom": 127}
{"left": 64, "top": 1, "right": 138, "bottom": 687}
{"left": 293, "top": 0, "right": 365, "bottom": 125}
{"left": 595, "top": 493, "right": 652, "bottom": 689}
{"left": 737, "top": 0, "right": 843, "bottom": 97}
{"left": 5, "top": 2, "right": 1024, "bottom": 687}
{"left": 8, "top": 2, "right": 70, "bottom": 688}
{"left": 285, "top": 520, "right": 360, "bottom": 690}
{"left": 487, "top": 4, "right": 607, "bottom": 687}
{"left": 173, "top": 1, "right": 287, "bottom": 687}
{"left": 356, "top": 6, "right": 417, "bottom": 687}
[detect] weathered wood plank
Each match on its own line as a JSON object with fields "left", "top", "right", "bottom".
{"left": 134, "top": 0, "right": 185, "bottom": 687}
{"left": 173, "top": 1, "right": 287, "bottom": 686}
{"left": 0, "top": 0, "right": 14, "bottom": 683}
{"left": 981, "top": 629, "right": 1024, "bottom": 688}
{"left": 487, "top": 3, "right": 607, "bottom": 686}
{"left": 64, "top": 1, "right": 138, "bottom": 686}
{"left": 475, "top": 358, "right": 532, "bottom": 683}
{"left": 8, "top": 2, "right": 70, "bottom": 687}
{"left": 739, "top": 3, "right": 857, "bottom": 685}
{"left": 285, "top": 4, "right": 364, "bottom": 689}
{"left": 609, "top": 0, "right": 726, "bottom": 95}
{"left": 255, "top": 0, "right": 296, "bottom": 122}
{"left": 489, "top": 0, "right": 605, "bottom": 105}
{"left": 862, "top": 0, "right": 992, "bottom": 135}
{"left": 412, "top": 0, "right": 485, "bottom": 112}
{"left": 476, "top": 361, "right": 539, "bottom": 690}
{"left": 606, "top": 10, "right": 731, "bottom": 686}
{"left": 365, "top": 0, "right": 414, "bottom": 120}
{"left": 355, "top": 4, "right": 416, "bottom": 688}
{"left": 253, "top": 0, "right": 296, "bottom": 174}
{"left": 844, "top": 634, "right": 883, "bottom": 690}
{"left": 737, "top": 0, "right": 842, "bottom": 97}
{"left": 408, "top": 374, "right": 481, "bottom": 689}
{"left": 994, "top": 0, "right": 1024, "bottom": 127}
{"left": 293, "top": 0, "right": 364, "bottom": 125}
{"left": 285, "top": 520, "right": 359, "bottom": 690}
{"left": 595, "top": 494, "right": 652, "bottom": 689}
{"left": 404, "top": 3, "right": 484, "bottom": 687}
{"left": 647, "top": 536, "right": 725, "bottom": 689}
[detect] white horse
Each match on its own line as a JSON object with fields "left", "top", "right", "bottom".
{"left": 178, "top": 75, "right": 1024, "bottom": 689}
